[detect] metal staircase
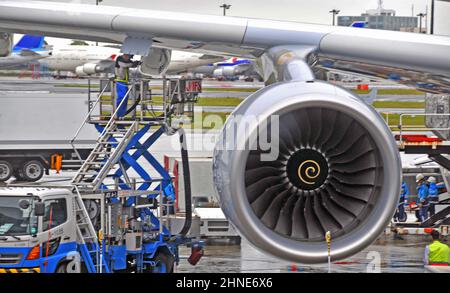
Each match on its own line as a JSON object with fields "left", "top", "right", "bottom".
{"left": 421, "top": 203, "right": 450, "bottom": 227}
{"left": 72, "top": 118, "right": 138, "bottom": 190}
{"left": 73, "top": 187, "right": 110, "bottom": 273}
{"left": 62, "top": 77, "right": 203, "bottom": 273}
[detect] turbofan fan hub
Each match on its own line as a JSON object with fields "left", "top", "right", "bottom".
{"left": 286, "top": 149, "right": 328, "bottom": 191}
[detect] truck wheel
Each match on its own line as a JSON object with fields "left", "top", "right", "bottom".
{"left": 21, "top": 160, "right": 44, "bottom": 182}
{"left": 398, "top": 210, "right": 408, "bottom": 222}
{"left": 146, "top": 251, "right": 175, "bottom": 273}
{"left": 55, "top": 262, "right": 69, "bottom": 273}
{"left": 0, "top": 160, "right": 13, "bottom": 182}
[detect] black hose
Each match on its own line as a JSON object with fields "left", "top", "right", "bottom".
{"left": 178, "top": 128, "right": 192, "bottom": 236}
{"left": 124, "top": 93, "right": 141, "bottom": 116}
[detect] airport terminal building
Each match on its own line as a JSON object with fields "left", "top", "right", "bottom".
{"left": 338, "top": 15, "right": 418, "bottom": 31}
{"left": 338, "top": 2, "right": 418, "bottom": 31}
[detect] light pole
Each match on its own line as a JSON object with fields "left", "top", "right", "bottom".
{"left": 417, "top": 12, "right": 427, "bottom": 33}
{"left": 220, "top": 4, "right": 231, "bottom": 16}
{"left": 430, "top": 0, "right": 435, "bottom": 34}
{"left": 329, "top": 9, "right": 340, "bottom": 26}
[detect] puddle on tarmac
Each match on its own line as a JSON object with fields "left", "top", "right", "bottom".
{"left": 177, "top": 235, "right": 436, "bottom": 273}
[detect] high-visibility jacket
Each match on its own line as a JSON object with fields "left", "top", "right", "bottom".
{"left": 115, "top": 56, "right": 137, "bottom": 83}
{"left": 425, "top": 240, "right": 450, "bottom": 265}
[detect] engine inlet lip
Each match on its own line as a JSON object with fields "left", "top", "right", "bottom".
{"left": 227, "top": 87, "right": 401, "bottom": 264}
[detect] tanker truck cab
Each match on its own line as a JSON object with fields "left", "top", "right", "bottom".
{"left": 0, "top": 188, "right": 79, "bottom": 273}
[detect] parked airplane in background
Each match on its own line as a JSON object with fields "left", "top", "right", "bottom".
{"left": 0, "top": 35, "right": 49, "bottom": 68}
{"left": 0, "top": 0, "right": 448, "bottom": 264}
{"left": 350, "top": 21, "right": 368, "bottom": 28}
{"left": 36, "top": 41, "right": 223, "bottom": 76}
{"left": 167, "top": 51, "right": 224, "bottom": 75}
{"left": 42, "top": 45, "right": 118, "bottom": 76}
{"left": 190, "top": 57, "right": 259, "bottom": 80}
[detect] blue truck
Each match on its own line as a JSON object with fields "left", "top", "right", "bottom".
{"left": 0, "top": 187, "right": 202, "bottom": 273}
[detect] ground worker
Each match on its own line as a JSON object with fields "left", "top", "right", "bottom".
{"left": 416, "top": 173, "right": 429, "bottom": 222}
{"left": 394, "top": 181, "right": 409, "bottom": 222}
{"left": 114, "top": 54, "right": 140, "bottom": 118}
{"left": 423, "top": 230, "right": 450, "bottom": 266}
{"left": 427, "top": 176, "right": 439, "bottom": 217}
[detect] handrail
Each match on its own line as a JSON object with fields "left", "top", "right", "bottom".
{"left": 398, "top": 112, "right": 450, "bottom": 143}
{"left": 70, "top": 80, "right": 113, "bottom": 161}
{"left": 98, "top": 83, "right": 135, "bottom": 138}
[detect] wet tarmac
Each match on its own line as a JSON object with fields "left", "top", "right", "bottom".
{"left": 177, "top": 235, "right": 431, "bottom": 273}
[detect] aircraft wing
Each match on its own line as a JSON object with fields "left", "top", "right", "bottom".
{"left": 18, "top": 48, "right": 42, "bottom": 57}
{"left": 318, "top": 58, "right": 450, "bottom": 94}
{"left": 0, "top": 0, "right": 448, "bottom": 79}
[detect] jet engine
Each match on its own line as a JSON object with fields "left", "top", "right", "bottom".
{"left": 213, "top": 80, "right": 401, "bottom": 264}
{"left": 75, "top": 63, "right": 101, "bottom": 76}
{"left": 213, "top": 66, "right": 236, "bottom": 78}
{"left": 139, "top": 48, "right": 171, "bottom": 76}
{"left": 0, "top": 32, "right": 13, "bottom": 57}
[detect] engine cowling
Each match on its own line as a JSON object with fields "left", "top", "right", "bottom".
{"left": 213, "top": 66, "right": 236, "bottom": 78}
{"left": 213, "top": 80, "right": 401, "bottom": 264}
{"left": 75, "top": 63, "right": 101, "bottom": 76}
{"left": 140, "top": 48, "right": 171, "bottom": 76}
{"left": 0, "top": 32, "right": 13, "bottom": 57}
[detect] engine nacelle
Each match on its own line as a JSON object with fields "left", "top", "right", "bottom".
{"left": 75, "top": 63, "right": 101, "bottom": 76}
{"left": 0, "top": 32, "right": 13, "bottom": 57}
{"left": 213, "top": 80, "right": 401, "bottom": 264}
{"left": 213, "top": 66, "right": 236, "bottom": 78}
{"left": 140, "top": 48, "right": 171, "bottom": 76}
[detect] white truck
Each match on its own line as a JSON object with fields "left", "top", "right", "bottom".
{"left": 0, "top": 188, "right": 83, "bottom": 273}
{"left": 0, "top": 92, "right": 98, "bottom": 182}
{"left": 0, "top": 187, "right": 200, "bottom": 273}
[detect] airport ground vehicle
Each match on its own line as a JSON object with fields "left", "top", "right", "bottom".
{"left": 0, "top": 93, "right": 98, "bottom": 182}
{"left": 0, "top": 187, "right": 190, "bottom": 273}
{"left": 0, "top": 77, "right": 204, "bottom": 273}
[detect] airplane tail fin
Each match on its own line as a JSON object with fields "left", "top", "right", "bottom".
{"left": 350, "top": 21, "right": 368, "bottom": 28}
{"left": 13, "top": 35, "right": 45, "bottom": 53}
{"left": 363, "top": 88, "right": 378, "bottom": 105}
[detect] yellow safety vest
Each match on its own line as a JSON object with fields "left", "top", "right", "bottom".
{"left": 428, "top": 240, "right": 450, "bottom": 265}
{"left": 115, "top": 68, "right": 129, "bottom": 83}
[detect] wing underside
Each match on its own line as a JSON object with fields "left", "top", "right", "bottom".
{"left": 318, "top": 58, "right": 450, "bottom": 94}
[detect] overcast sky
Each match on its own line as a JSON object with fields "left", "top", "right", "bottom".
{"left": 41, "top": 0, "right": 431, "bottom": 22}
{"left": 19, "top": 0, "right": 450, "bottom": 45}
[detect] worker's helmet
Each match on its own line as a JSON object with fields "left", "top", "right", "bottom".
{"left": 427, "top": 176, "right": 436, "bottom": 183}
{"left": 416, "top": 173, "right": 424, "bottom": 182}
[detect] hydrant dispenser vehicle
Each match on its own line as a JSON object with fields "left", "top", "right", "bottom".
{"left": 0, "top": 77, "right": 205, "bottom": 273}
{"left": 0, "top": 187, "right": 192, "bottom": 273}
